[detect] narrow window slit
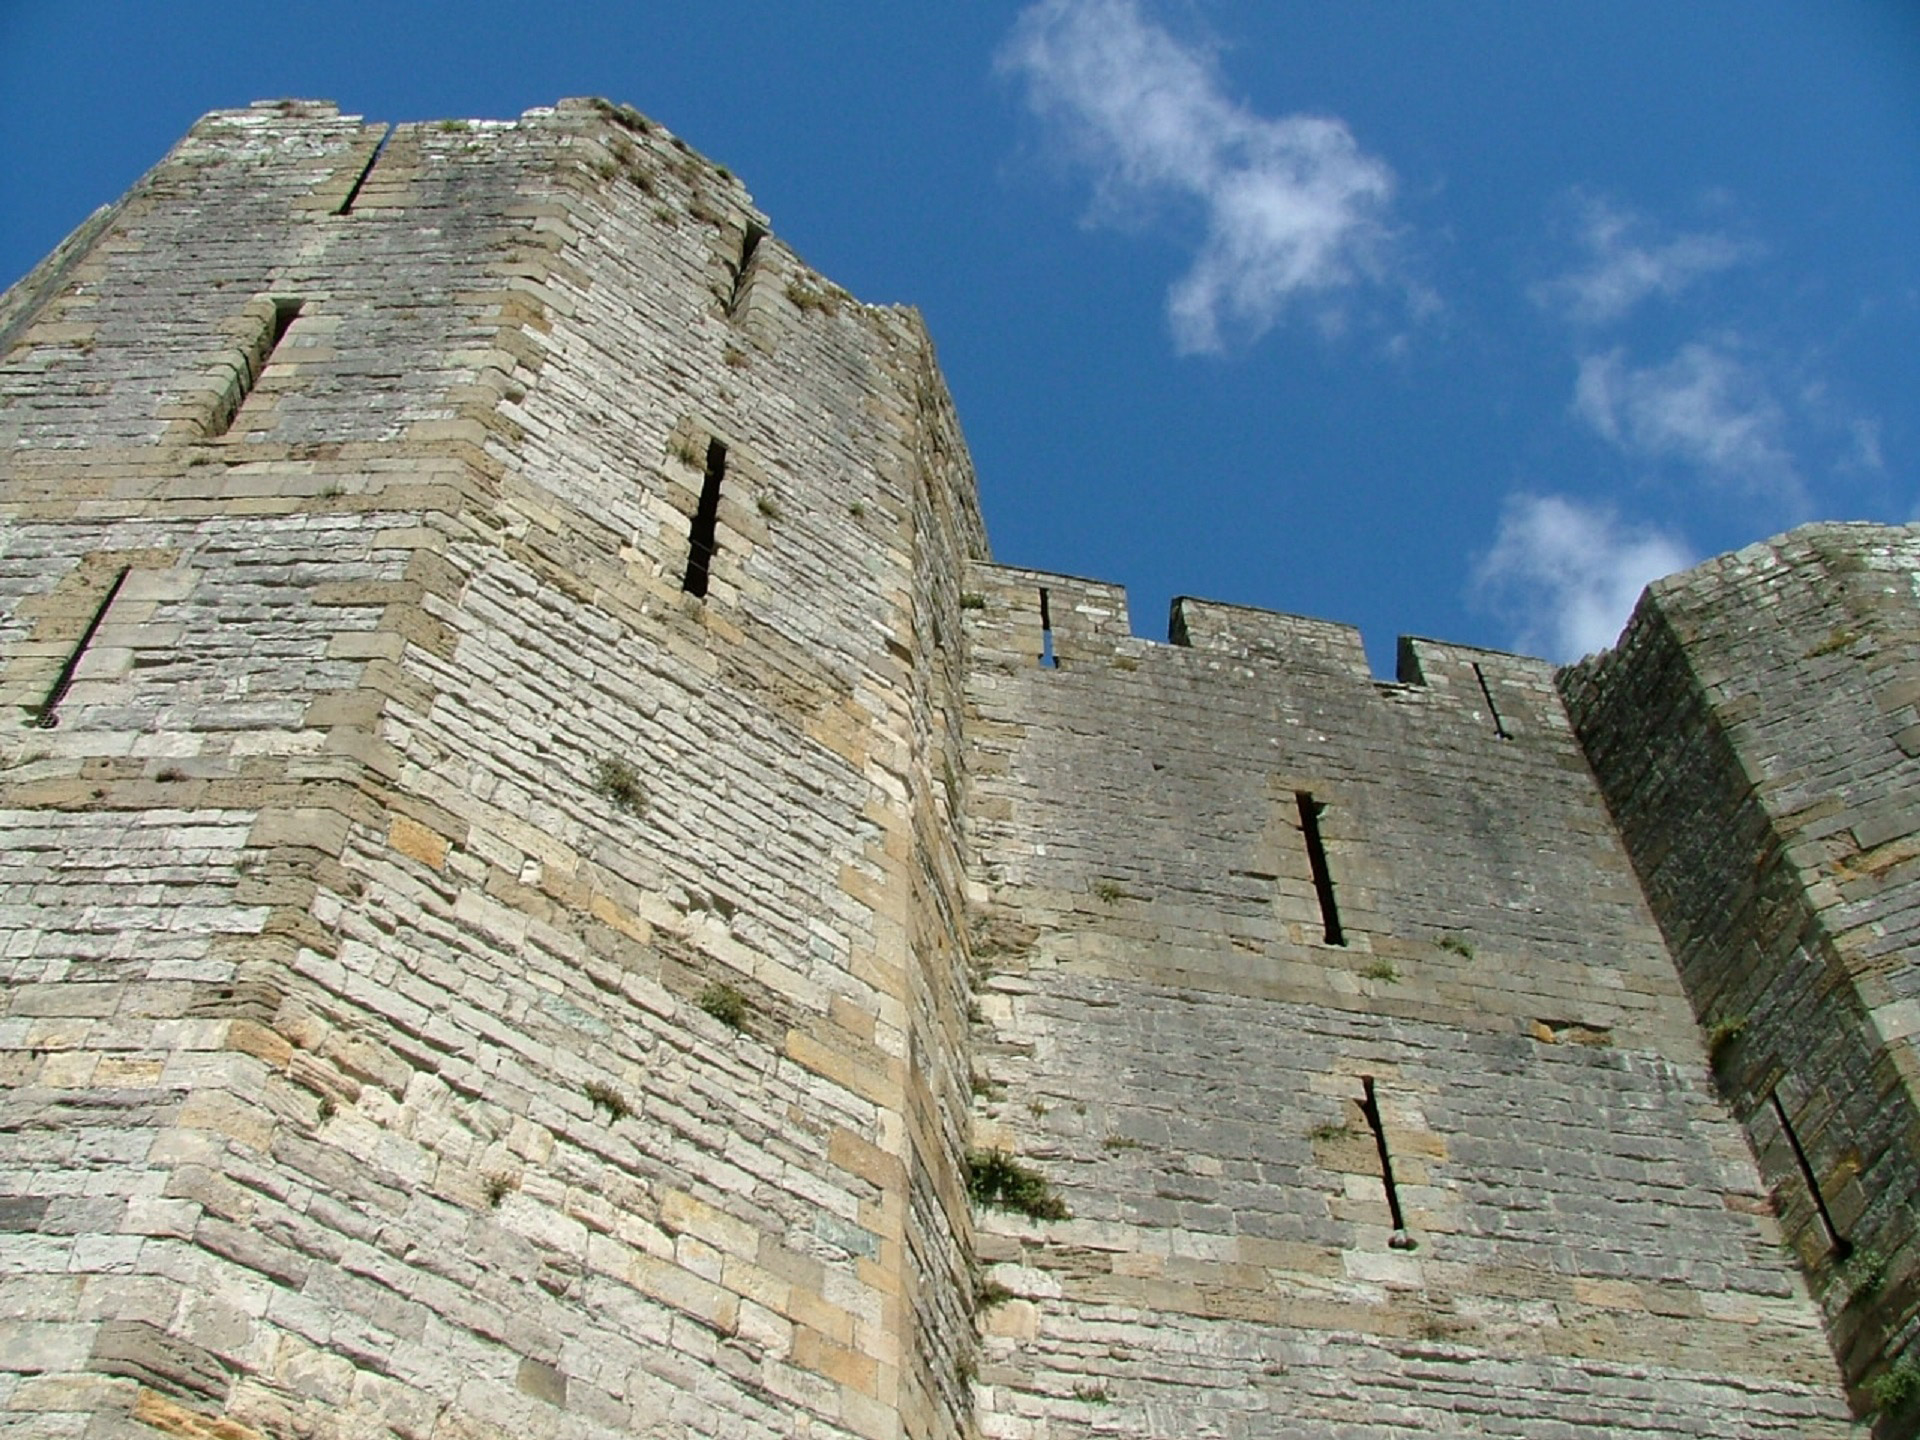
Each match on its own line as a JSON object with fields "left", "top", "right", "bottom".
{"left": 726, "top": 222, "right": 766, "bottom": 316}
{"left": 208, "top": 298, "right": 303, "bottom": 438}
{"left": 1359, "top": 1077, "right": 1415, "bottom": 1249}
{"left": 1038, "top": 588, "right": 1058, "bottom": 668}
{"left": 1296, "top": 791, "right": 1344, "bottom": 945}
{"left": 1471, "top": 662, "right": 1511, "bottom": 740}
{"left": 682, "top": 438, "right": 728, "bottom": 597}
{"left": 334, "top": 126, "right": 392, "bottom": 216}
{"left": 35, "top": 566, "right": 130, "bottom": 729}
{"left": 1769, "top": 1090, "right": 1852, "bottom": 1259}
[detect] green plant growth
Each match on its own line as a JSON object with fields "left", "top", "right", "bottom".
{"left": 1840, "top": 1245, "right": 1889, "bottom": 1297}
{"left": 1706, "top": 1015, "right": 1747, "bottom": 1061}
{"left": 1804, "top": 627, "right": 1861, "bottom": 659}
{"left": 697, "top": 982, "right": 748, "bottom": 1031}
{"left": 589, "top": 98, "right": 652, "bottom": 134}
{"left": 958, "top": 593, "right": 987, "bottom": 610}
{"left": 967, "top": 1149, "right": 1069, "bottom": 1221}
{"left": 1436, "top": 934, "right": 1475, "bottom": 959}
{"left": 584, "top": 1080, "right": 630, "bottom": 1122}
{"left": 785, "top": 279, "right": 834, "bottom": 314}
{"left": 1072, "top": 1385, "right": 1111, "bottom": 1404}
{"left": 756, "top": 495, "right": 781, "bottom": 520}
{"left": 974, "top": 1276, "right": 1015, "bottom": 1310}
{"left": 1309, "top": 1122, "right": 1352, "bottom": 1142}
{"left": 1867, "top": 1354, "right": 1920, "bottom": 1413}
{"left": 969, "top": 1071, "right": 1004, "bottom": 1101}
{"left": 1101, "top": 1134, "right": 1142, "bottom": 1151}
{"left": 1362, "top": 960, "right": 1400, "bottom": 984}
{"left": 483, "top": 1174, "right": 515, "bottom": 1207}
{"left": 1092, "top": 879, "right": 1126, "bottom": 904}
{"left": 593, "top": 757, "right": 647, "bottom": 814}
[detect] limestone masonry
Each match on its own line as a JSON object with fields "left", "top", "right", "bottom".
{"left": 0, "top": 99, "right": 1914, "bottom": 1439}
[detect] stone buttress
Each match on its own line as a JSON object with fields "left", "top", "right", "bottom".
{"left": 1565, "top": 523, "right": 1920, "bottom": 1427}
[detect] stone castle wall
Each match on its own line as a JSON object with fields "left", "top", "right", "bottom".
{"left": 1, "top": 100, "right": 1914, "bottom": 1439}
{"left": 959, "top": 565, "right": 1854, "bottom": 1435}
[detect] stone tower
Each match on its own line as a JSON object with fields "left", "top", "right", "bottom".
{"left": 0, "top": 100, "right": 1913, "bottom": 1439}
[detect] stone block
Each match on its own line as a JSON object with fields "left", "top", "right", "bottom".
{"left": 88, "top": 1321, "right": 230, "bottom": 1404}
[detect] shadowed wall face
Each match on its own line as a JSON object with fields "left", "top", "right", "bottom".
{"left": 1564, "top": 523, "right": 1920, "bottom": 1416}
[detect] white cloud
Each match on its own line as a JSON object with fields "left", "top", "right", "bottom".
{"left": 1573, "top": 341, "right": 1803, "bottom": 509}
{"left": 1850, "top": 416, "right": 1885, "bottom": 473}
{"left": 1473, "top": 494, "right": 1694, "bottom": 662}
{"left": 1000, "top": 0, "right": 1398, "bottom": 353}
{"left": 1532, "top": 195, "right": 1750, "bottom": 327}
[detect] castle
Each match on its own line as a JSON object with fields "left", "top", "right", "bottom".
{"left": 0, "top": 98, "right": 1914, "bottom": 1439}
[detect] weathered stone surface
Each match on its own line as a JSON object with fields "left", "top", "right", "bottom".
{"left": 3, "top": 97, "right": 979, "bottom": 1440}
{"left": 0, "top": 96, "right": 1909, "bottom": 1440}
{"left": 88, "top": 1321, "right": 230, "bottom": 1404}
{"left": 1565, "top": 524, "right": 1920, "bottom": 1428}
{"left": 960, "top": 565, "right": 1864, "bottom": 1436}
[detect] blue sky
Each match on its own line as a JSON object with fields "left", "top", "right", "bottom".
{"left": 4, "top": 2, "right": 1916, "bottom": 669}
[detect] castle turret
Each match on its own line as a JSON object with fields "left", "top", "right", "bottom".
{"left": 1565, "top": 522, "right": 1920, "bottom": 1424}
{"left": 1, "top": 99, "right": 983, "bottom": 1439}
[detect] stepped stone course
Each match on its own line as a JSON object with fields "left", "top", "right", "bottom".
{"left": 0, "top": 99, "right": 1914, "bottom": 1439}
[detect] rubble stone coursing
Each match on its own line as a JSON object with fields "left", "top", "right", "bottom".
{"left": 0, "top": 100, "right": 1913, "bottom": 1438}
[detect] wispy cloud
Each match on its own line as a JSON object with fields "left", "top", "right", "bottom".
{"left": 1532, "top": 195, "right": 1751, "bottom": 327}
{"left": 1574, "top": 341, "right": 1804, "bottom": 509}
{"left": 1000, "top": 0, "right": 1398, "bottom": 353}
{"left": 1849, "top": 416, "right": 1885, "bottom": 473}
{"left": 1473, "top": 494, "right": 1694, "bottom": 661}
